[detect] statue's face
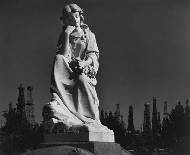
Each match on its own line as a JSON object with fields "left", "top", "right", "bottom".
{"left": 67, "top": 11, "right": 81, "bottom": 27}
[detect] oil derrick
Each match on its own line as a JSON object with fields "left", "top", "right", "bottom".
{"left": 120, "top": 115, "right": 126, "bottom": 133}
{"left": 26, "top": 86, "right": 35, "bottom": 126}
{"left": 157, "top": 112, "right": 161, "bottom": 133}
{"left": 17, "top": 84, "right": 26, "bottom": 119}
{"left": 127, "top": 105, "right": 135, "bottom": 133}
{"left": 163, "top": 101, "right": 168, "bottom": 116}
{"left": 114, "top": 104, "right": 121, "bottom": 122}
{"left": 185, "top": 99, "right": 190, "bottom": 114}
{"left": 16, "top": 84, "right": 28, "bottom": 131}
{"left": 152, "top": 97, "right": 158, "bottom": 134}
{"left": 143, "top": 103, "right": 151, "bottom": 133}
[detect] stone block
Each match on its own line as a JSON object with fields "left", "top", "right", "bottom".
{"left": 43, "top": 131, "right": 115, "bottom": 143}
{"left": 23, "top": 142, "right": 131, "bottom": 155}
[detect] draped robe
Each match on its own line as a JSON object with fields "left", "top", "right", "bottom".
{"left": 43, "top": 26, "right": 102, "bottom": 127}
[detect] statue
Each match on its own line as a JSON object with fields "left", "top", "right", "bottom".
{"left": 42, "top": 3, "right": 114, "bottom": 137}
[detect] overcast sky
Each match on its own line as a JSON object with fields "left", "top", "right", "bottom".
{"left": 1, "top": 0, "right": 190, "bottom": 129}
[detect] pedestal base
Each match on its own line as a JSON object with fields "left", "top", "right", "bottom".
{"left": 43, "top": 131, "right": 115, "bottom": 143}
{"left": 23, "top": 142, "right": 131, "bottom": 155}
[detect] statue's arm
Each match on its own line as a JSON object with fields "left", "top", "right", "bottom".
{"left": 82, "top": 30, "right": 100, "bottom": 72}
{"left": 56, "top": 26, "right": 75, "bottom": 57}
{"left": 61, "top": 33, "right": 70, "bottom": 56}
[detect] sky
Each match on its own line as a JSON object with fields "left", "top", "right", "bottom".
{"left": 1, "top": 0, "right": 190, "bottom": 129}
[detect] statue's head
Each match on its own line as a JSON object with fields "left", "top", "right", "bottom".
{"left": 60, "top": 3, "right": 84, "bottom": 27}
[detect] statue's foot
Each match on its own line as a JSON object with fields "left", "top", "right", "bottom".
{"left": 42, "top": 118, "right": 82, "bottom": 133}
{"left": 82, "top": 121, "right": 114, "bottom": 134}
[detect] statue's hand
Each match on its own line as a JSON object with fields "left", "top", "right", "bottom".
{"left": 79, "top": 57, "right": 93, "bottom": 68}
{"left": 65, "top": 25, "right": 75, "bottom": 35}
{"left": 78, "top": 61, "right": 85, "bottom": 69}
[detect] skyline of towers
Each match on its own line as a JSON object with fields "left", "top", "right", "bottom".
{"left": 143, "top": 97, "right": 167, "bottom": 134}
{"left": 8, "top": 84, "right": 36, "bottom": 127}
{"left": 101, "top": 98, "right": 183, "bottom": 134}
{"left": 3, "top": 84, "right": 189, "bottom": 133}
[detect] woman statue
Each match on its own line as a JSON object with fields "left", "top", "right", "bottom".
{"left": 43, "top": 4, "right": 112, "bottom": 133}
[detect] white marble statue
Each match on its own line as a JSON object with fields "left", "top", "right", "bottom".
{"left": 42, "top": 4, "right": 113, "bottom": 134}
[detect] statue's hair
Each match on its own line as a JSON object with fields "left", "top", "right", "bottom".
{"left": 60, "top": 3, "right": 85, "bottom": 25}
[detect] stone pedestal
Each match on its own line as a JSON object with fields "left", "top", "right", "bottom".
{"left": 43, "top": 131, "right": 115, "bottom": 143}
{"left": 23, "top": 142, "right": 131, "bottom": 155}
{"left": 22, "top": 130, "right": 131, "bottom": 155}
{"left": 33, "top": 119, "right": 130, "bottom": 154}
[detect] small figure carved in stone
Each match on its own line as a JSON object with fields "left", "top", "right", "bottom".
{"left": 42, "top": 3, "right": 112, "bottom": 134}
